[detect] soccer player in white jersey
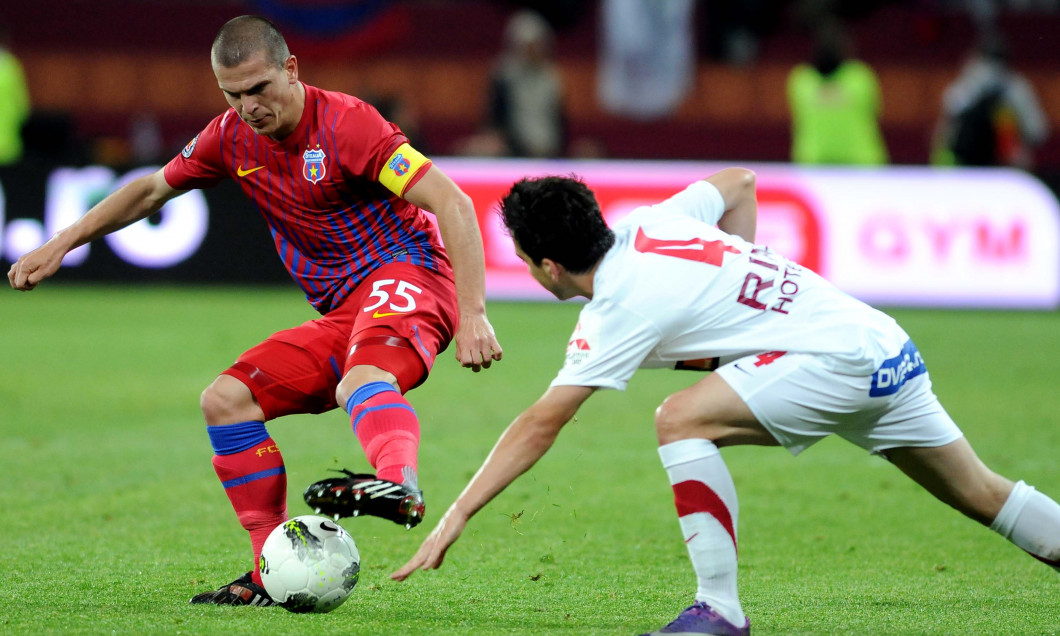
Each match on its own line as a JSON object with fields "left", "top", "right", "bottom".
{"left": 391, "top": 168, "right": 1060, "bottom": 634}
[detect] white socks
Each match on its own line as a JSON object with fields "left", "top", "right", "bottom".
{"left": 657, "top": 446, "right": 1060, "bottom": 632}
{"left": 990, "top": 480, "right": 1060, "bottom": 572}
{"left": 659, "top": 438, "right": 746, "bottom": 625}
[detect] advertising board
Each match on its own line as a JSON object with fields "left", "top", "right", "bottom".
{"left": 2, "top": 160, "right": 1057, "bottom": 308}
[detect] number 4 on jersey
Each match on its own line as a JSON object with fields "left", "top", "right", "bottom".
{"left": 634, "top": 228, "right": 741, "bottom": 266}
{"left": 753, "top": 351, "right": 786, "bottom": 366}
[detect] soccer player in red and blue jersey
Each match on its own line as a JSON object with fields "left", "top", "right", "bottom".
{"left": 8, "top": 15, "right": 503, "bottom": 606}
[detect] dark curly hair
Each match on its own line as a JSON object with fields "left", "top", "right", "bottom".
{"left": 500, "top": 176, "right": 615, "bottom": 274}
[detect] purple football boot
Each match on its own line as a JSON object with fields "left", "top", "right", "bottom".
{"left": 641, "top": 602, "right": 750, "bottom": 636}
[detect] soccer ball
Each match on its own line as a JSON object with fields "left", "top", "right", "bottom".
{"left": 259, "top": 515, "right": 361, "bottom": 613}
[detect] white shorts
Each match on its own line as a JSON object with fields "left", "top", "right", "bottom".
{"left": 714, "top": 351, "right": 963, "bottom": 456}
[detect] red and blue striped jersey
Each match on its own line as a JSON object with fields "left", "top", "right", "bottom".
{"left": 164, "top": 83, "right": 451, "bottom": 314}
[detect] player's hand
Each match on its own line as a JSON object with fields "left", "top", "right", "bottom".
{"left": 8, "top": 242, "right": 66, "bottom": 291}
{"left": 390, "top": 505, "right": 469, "bottom": 581}
{"left": 454, "top": 312, "right": 503, "bottom": 372}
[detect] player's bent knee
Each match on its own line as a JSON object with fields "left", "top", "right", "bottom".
{"left": 654, "top": 388, "right": 773, "bottom": 447}
{"left": 335, "top": 365, "right": 399, "bottom": 409}
{"left": 200, "top": 375, "right": 262, "bottom": 425}
{"left": 655, "top": 395, "right": 717, "bottom": 444}
{"left": 339, "top": 336, "right": 427, "bottom": 405}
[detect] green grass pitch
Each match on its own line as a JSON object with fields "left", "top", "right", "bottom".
{"left": 1, "top": 285, "right": 1058, "bottom": 634}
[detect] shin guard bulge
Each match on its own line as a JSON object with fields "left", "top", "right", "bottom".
{"left": 346, "top": 381, "right": 421, "bottom": 486}
{"left": 208, "top": 421, "right": 287, "bottom": 586}
{"left": 659, "top": 438, "right": 747, "bottom": 626}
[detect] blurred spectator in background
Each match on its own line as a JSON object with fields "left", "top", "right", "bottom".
{"left": 931, "top": 36, "right": 1049, "bottom": 170}
{"left": 0, "top": 23, "right": 30, "bottom": 166}
{"left": 787, "top": 19, "right": 888, "bottom": 165}
{"left": 701, "top": 0, "right": 785, "bottom": 66}
{"left": 597, "top": 0, "right": 695, "bottom": 121}
{"left": 463, "top": 9, "right": 565, "bottom": 158}
{"left": 501, "top": 0, "right": 593, "bottom": 33}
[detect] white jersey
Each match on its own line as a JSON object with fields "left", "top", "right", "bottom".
{"left": 551, "top": 181, "right": 910, "bottom": 391}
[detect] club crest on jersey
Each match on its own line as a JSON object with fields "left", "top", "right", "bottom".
{"left": 302, "top": 146, "right": 327, "bottom": 184}
{"left": 181, "top": 134, "right": 199, "bottom": 158}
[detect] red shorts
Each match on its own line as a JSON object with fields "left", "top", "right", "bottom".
{"left": 223, "top": 262, "right": 458, "bottom": 421}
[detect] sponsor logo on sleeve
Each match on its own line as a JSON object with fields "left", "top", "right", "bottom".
{"left": 564, "top": 320, "right": 598, "bottom": 368}
{"left": 181, "top": 134, "right": 200, "bottom": 158}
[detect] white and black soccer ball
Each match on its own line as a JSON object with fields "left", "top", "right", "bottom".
{"left": 259, "top": 515, "right": 360, "bottom": 613}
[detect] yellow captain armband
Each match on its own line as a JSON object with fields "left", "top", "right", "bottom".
{"left": 378, "top": 142, "right": 431, "bottom": 197}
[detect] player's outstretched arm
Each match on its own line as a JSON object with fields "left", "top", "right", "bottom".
{"left": 8, "top": 169, "right": 183, "bottom": 291}
{"left": 705, "top": 168, "right": 757, "bottom": 243}
{"left": 404, "top": 167, "right": 503, "bottom": 372}
{"left": 390, "top": 385, "right": 595, "bottom": 581}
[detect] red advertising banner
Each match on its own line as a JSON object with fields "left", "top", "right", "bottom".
{"left": 437, "top": 159, "right": 1060, "bottom": 309}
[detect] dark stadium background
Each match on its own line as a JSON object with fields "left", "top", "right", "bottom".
{"left": 2, "top": 0, "right": 1058, "bottom": 285}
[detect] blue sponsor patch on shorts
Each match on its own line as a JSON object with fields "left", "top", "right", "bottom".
{"left": 869, "top": 339, "right": 926, "bottom": 397}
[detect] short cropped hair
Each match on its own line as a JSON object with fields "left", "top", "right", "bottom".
{"left": 500, "top": 176, "right": 615, "bottom": 274}
{"left": 212, "top": 15, "right": 290, "bottom": 69}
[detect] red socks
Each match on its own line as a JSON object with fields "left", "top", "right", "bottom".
{"left": 205, "top": 381, "right": 421, "bottom": 592}
{"left": 347, "top": 381, "right": 420, "bottom": 485}
{"left": 208, "top": 422, "right": 287, "bottom": 586}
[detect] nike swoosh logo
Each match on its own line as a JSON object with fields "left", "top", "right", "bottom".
{"left": 236, "top": 165, "right": 265, "bottom": 177}
{"left": 372, "top": 310, "right": 402, "bottom": 318}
